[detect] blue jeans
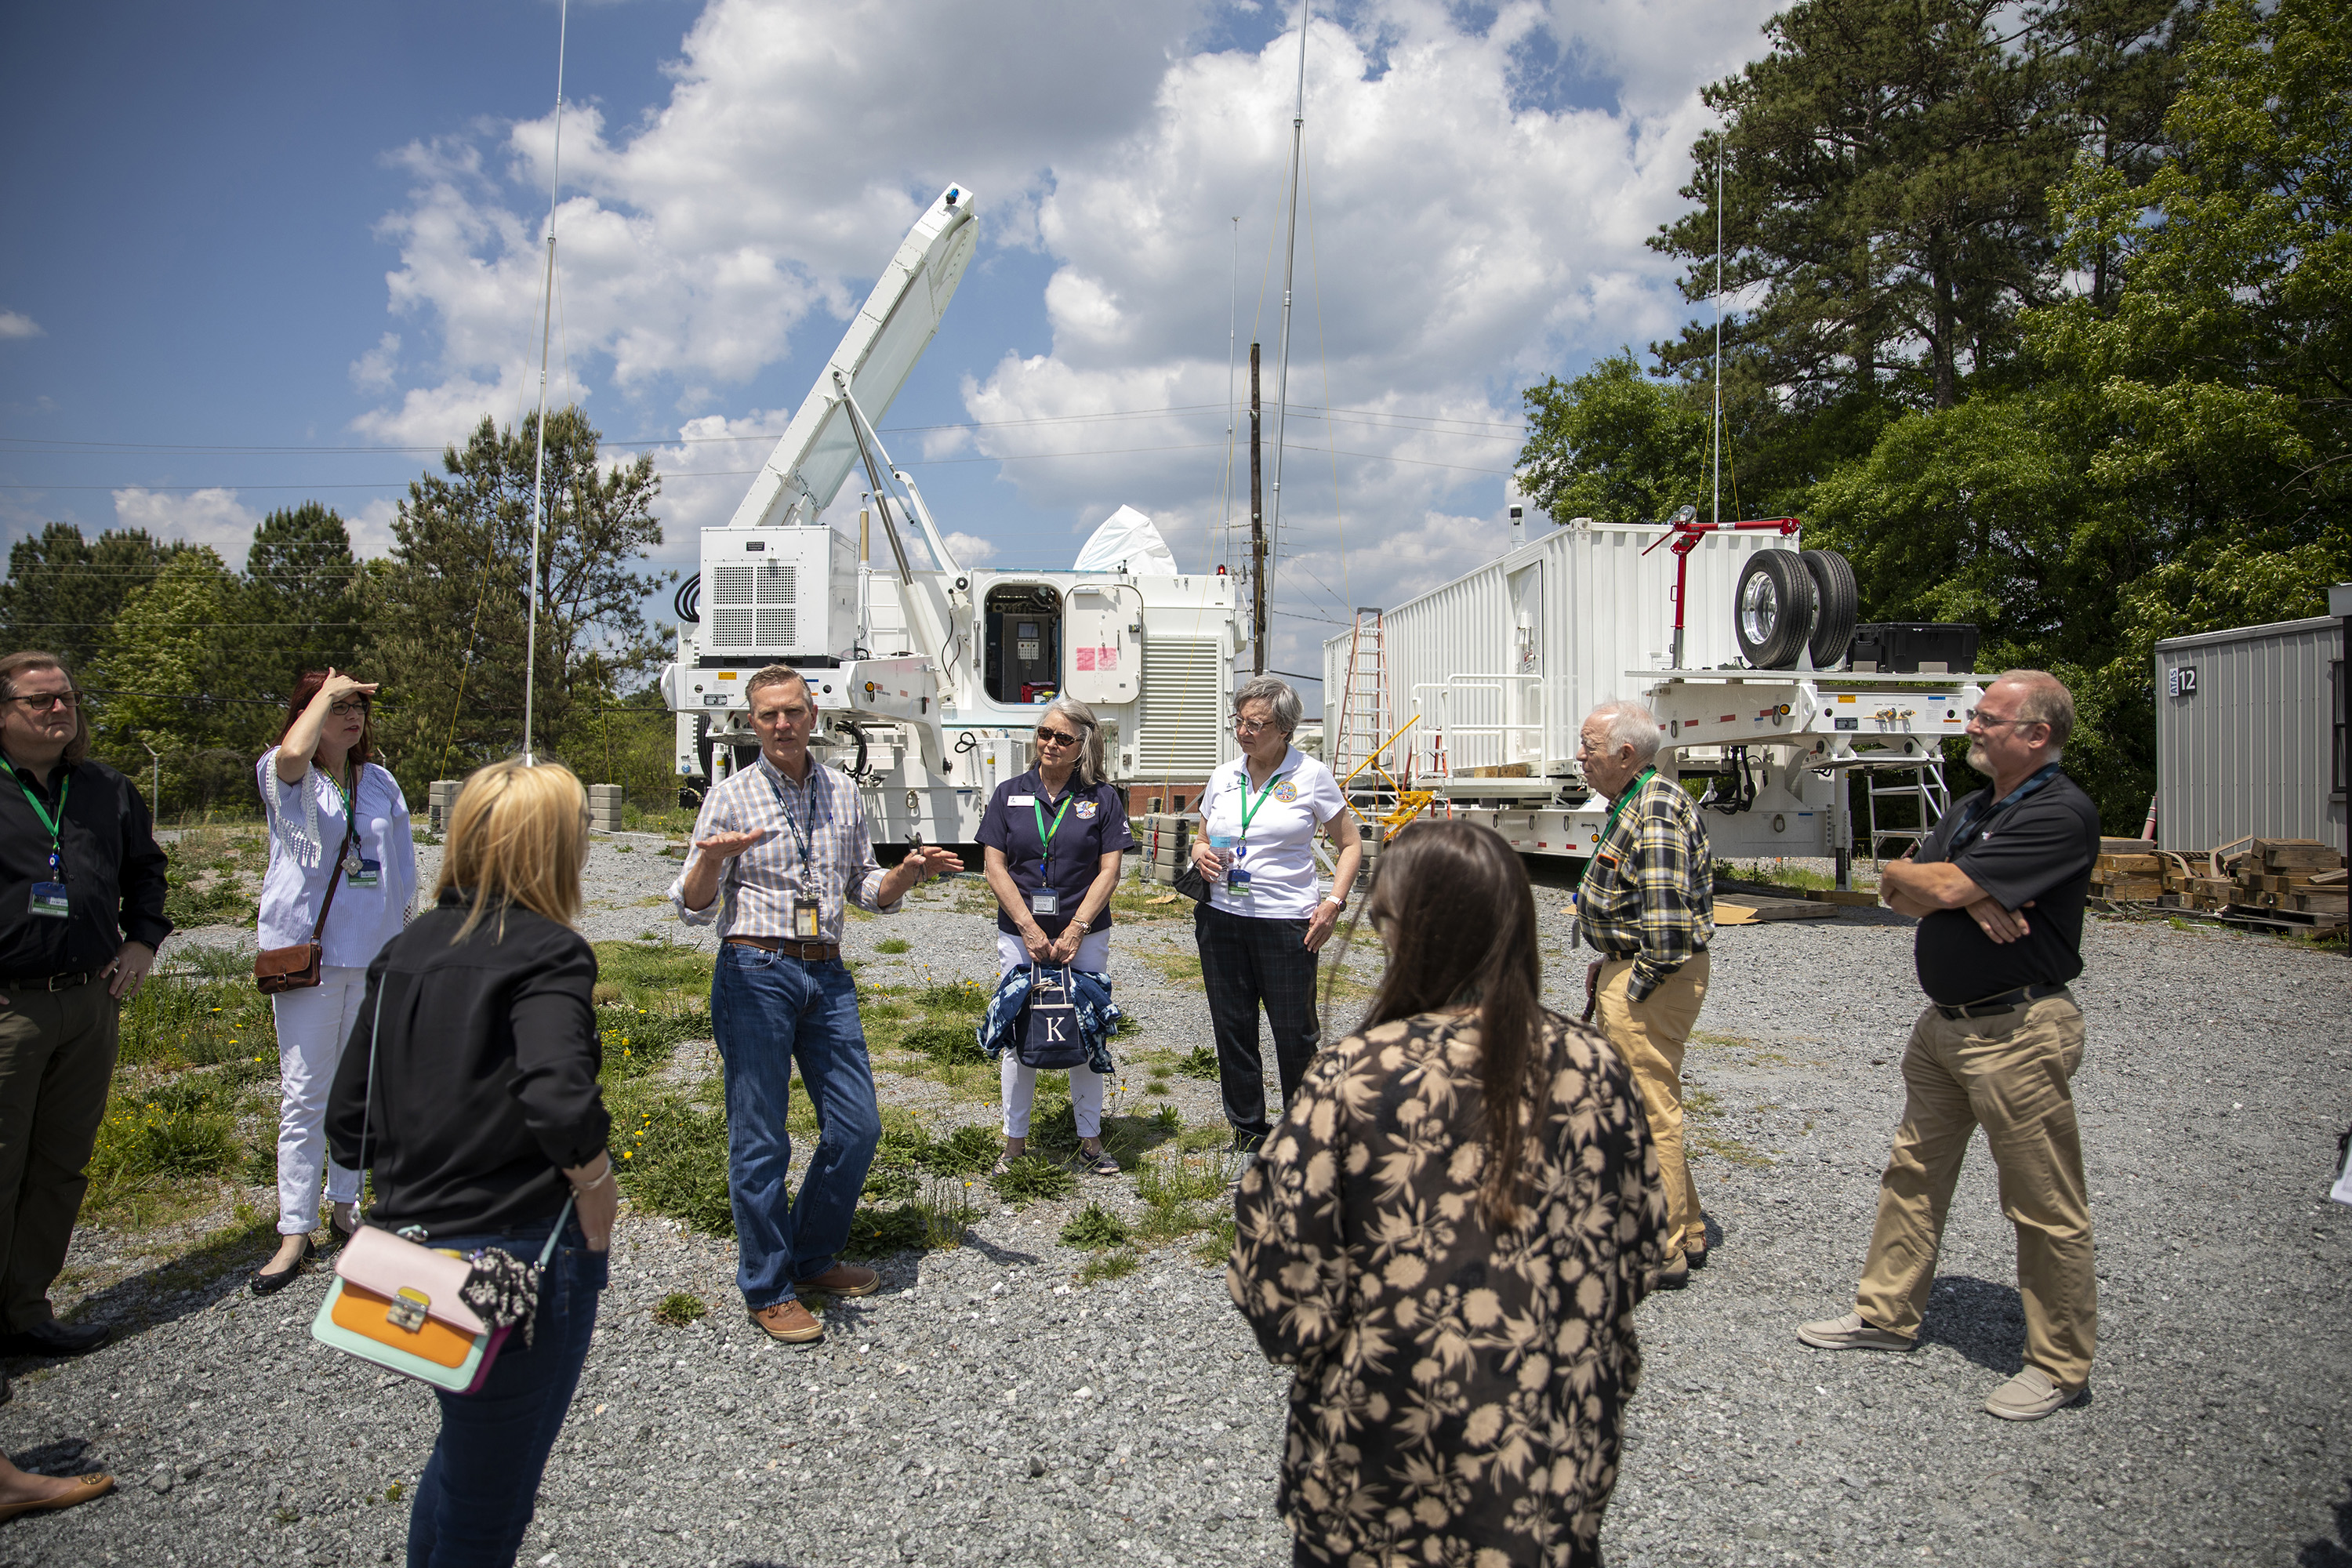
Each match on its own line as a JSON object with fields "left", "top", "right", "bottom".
{"left": 406, "top": 1212, "right": 606, "bottom": 1568}
{"left": 711, "top": 946, "right": 881, "bottom": 1309}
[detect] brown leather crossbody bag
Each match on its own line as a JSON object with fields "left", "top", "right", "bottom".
{"left": 255, "top": 813, "right": 355, "bottom": 994}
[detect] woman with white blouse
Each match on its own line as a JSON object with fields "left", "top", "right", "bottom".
{"left": 1187, "top": 676, "right": 1363, "bottom": 1157}
{"left": 250, "top": 668, "right": 416, "bottom": 1293}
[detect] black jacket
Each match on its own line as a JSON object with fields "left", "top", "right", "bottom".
{"left": 326, "top": 892, "right": 610, "bottom": 1237}
{"left": 0, "top": 755, "right": 170, "bottom": 977}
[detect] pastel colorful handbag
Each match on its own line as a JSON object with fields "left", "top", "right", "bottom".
{"left": 310, "top": 986, "right": 572, "bottom": 1394}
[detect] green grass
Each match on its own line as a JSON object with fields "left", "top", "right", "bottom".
{"left": 1060, "top": 1202, "right": 1131, "bottom": 1250}
{"left": 911, "top": 977, "right": 990, "bottom": 1015}
{"left": 1172, "top": 1045, "right": 1219, "bottom": 1080}
{"left": 900, "top": 1020, "right": 987, "bottom": 1065}
{"left": 652, "top": 1292, "right": 707, "bottom": 1327}
{"left": 1077, "top": 1249, "right": 1140, "bottom": 1284}
{"left": 989, "top": 1156, "right": 1077, "bottom": 1203}
{"left": 845, "top": 1176, "right": 977, "bottom": 1258}
{"left": 1109, "top": 873, "right": 1190, "bottom": 922}
{"left": 1190, "top": 1215, "right": 1237, "bottom": 1266}
{"left": 121, "top": 971, "right": 277, "bottom": 1073}
{"left": 1136, "top": 1150, "right": 1228, "bottom": 1206}
{"left": 86, "top": 1076, "right": 245, "bottom": 1214}
{"left": 615, "top": 1094, "right": 736, "bottom": 1236}
{"left": 876, "top": 937, "right": 910, "bottom": 955}
{"left": 1145, "top": 948, "right": 1203, "bottom": 985}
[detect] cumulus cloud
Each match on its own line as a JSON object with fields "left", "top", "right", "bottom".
{"left": 350, "top": 332, "right": 401, "bottom": 393}
{"left": 941, "top": 531, "right": 998, "bottom": 567}
{"left": 111, "top": 488, "right": 265, "bottom": 570}
{"left": 358, "top": 0, "right": 1780, "bottom": 680}
{"left": 0, "top": 310, "right": 42, "bottom": 340}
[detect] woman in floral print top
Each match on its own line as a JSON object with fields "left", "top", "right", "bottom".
{"left": 1230, "top": 818, "right": 1668, "bottom": 1568}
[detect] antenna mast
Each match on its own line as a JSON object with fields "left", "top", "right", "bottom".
{"left": 521, "top": 0, "right": 570, "bottom": 764}
{"left": 1711, "top": 140, "right": 1723, "bottom": 527}
{"left": 1264, "top": 0, "right": 1309, "bottom": 666}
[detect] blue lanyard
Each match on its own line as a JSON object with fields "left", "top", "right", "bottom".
{"left": 764, "top": 768, "right": 822, "bottom": 866}
{"left": 1947, "top": 763, "right": 2063, "bottom": 855}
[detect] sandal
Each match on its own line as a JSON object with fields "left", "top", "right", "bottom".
{"left": 1080, "top": 1144, "right": 1120, "bottom": 1177}
{"left": 990, "top": 1156, "right": 1017, "bottom": 1178}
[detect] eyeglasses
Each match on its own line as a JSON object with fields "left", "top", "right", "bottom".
{"left": 1965, "top": 710, "right": 2042, "bottom": 731}
{"left": 326, "top": 700, "right": 368, "bottom": 717}
{"left": 1034, "top": 727, "right": 1080, "bottom": 747}
{"left": 7, "top": 692, "right": 77, "bottom": 712}
{"left": 1234, "top": 717, "right": 1283, "bottom": 738}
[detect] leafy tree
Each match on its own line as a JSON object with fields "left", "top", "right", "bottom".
{"left": 84, "top": 547, "right": 258, "bottom": 813}
{"left": 239, "top": 503, "right": 367, "bottom": 702}
{"left": 368, "top": 408, "right": 670, "bottom": 794}
{"left": 1651, "top": 0, "right": 2078, "bottom": 418}
{"left": 1519, "top": 352, "right": 1711, "bottom": 526}
{"left": 0, "top": 524, "right": 187, "bottom": 673}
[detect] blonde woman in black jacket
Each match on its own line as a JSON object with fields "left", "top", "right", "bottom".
{"left": 326, "top": 757, "right": 615, "bottom": 1568}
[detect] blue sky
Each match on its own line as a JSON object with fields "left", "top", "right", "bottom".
{"left": 0, "top": 0, "right": 1779, "bottom": 688}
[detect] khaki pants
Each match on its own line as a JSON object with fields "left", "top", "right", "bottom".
{"left": 0, "top": 978, "right": 118, "bottom": 1332}
{"left": 1856, "top": 993, "right": 2096, "bottom": 1390}
{"left": 1595, "top": 950, "right": 1710, "bottom": 1261}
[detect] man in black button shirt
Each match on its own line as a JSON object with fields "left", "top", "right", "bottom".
{"left": 0, "top": 653, "right": 170, "bottom": 1357}
{"left": 1798, "top": 670, "right": 2100, "bottom": 1422}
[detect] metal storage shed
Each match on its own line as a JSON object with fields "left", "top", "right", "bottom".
{"left": 2154, "top": 613, "right": 2345, "bottom": 855}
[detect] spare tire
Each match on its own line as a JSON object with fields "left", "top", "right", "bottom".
{"left": 1801, "top": 549, "right": 1859, "bottom": 668}
{"left": 1733, "top": 550, "right": 1817, "bottom": 669}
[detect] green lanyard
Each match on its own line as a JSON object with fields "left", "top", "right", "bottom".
{"left": 9, "top": 763, "right": 68, "bottom": 877}
{"left": 1602, "top": 767, "right": 1656, "bottom": 840}
{"left": 1578, "top": 767, "right": 1655, "bottom": 887}
{"left": 1235, "top": 771, "right": 1289, "bottom": 847}
{"left": 1031, "top": 792, "right": 1073, "bottom": 866}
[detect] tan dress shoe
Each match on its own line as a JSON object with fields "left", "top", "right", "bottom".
{"left": 748, "top": 1301, "right": 824, "bottom": 1344}
{"left": 792, "top": 1263, "right": 880, "bottom": 1298}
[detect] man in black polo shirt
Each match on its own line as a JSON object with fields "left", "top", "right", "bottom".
{"left": 1798, "top": 670, "right": 2100, "bottom": 1422}
{"left": 0, "top": 652, "right": 169, "bottom": 1357}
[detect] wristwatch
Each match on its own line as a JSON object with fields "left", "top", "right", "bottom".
{"left": 1319, "top": 895, "right": 1345, "bottom": 909}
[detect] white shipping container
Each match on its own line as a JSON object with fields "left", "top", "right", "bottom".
{"left": 1325, "top": 517, "right": 1798, "bottom": 779}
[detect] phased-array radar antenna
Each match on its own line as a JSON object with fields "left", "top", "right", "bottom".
{"left": 725, "top": 187, "right": 981, "bottom": 533}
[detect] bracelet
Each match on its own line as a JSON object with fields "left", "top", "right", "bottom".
{"left": 572, "top": 1154, "right": 615, "bottom": 1192}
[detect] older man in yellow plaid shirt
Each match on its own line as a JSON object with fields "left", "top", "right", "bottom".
{"left": 1574, "top": 699, "right": 1715, "bottom": 1290}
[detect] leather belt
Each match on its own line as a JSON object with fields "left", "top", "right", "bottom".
{"left": 726, "top": 935, "right": 840, "bottom": 961}
{"left": 1936, "top": 982, "right": 2068, "bottom": 1020}
{"left": 2, "top": 971, "right": 95, "bottom": 993}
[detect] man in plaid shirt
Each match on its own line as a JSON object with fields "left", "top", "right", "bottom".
{"left": 671, "top": 665, "right": 960, "bottom": 1345}
{"left": 1574, "top": 699, "right": 1714, "bottom": 1290}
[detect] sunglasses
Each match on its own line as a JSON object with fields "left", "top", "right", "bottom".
{"left": 1034, "top": 727, "right": 1080, "bottom": 747}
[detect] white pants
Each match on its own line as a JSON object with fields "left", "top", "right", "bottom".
{"left": 270, "top": 964, "right": 366, "bottom": 1234}
{"left": 996, "top": 930, "right": 1111, "bottom": 1140}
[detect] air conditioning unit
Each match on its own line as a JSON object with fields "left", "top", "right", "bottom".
{"left": 697, "top": 526, "right": 857, "bottom": 664}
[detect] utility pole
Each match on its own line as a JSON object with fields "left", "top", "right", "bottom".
{"left": 1249, "top": 341, "right": 1266, "bottom": 674}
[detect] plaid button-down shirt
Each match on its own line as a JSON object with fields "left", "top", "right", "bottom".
{"left": 1574, "top": 769, "right": 1714, "bottom": 1001}
{"left": 669, "top": 753, "right": 896, "bottom": 942}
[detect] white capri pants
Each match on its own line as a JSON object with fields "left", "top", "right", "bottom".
{"left": 270, "top": 964, "right": 367, "bottom": 1234}
{"left": 996, "top": 930, "right": 1111, "bottom": 1140}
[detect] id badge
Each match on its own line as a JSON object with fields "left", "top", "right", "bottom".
{"left": 28, "top": 881, "right": 69, "bottom": 920}
{"left": 348, "top": 858, "right": 381, "bottom": 889}
{"left": 793, "top": 898, "right": 822, "bottom": 941}
{"left": 1225, "top": 866, "right": 1253, "bottom": 898}
{"left": 1029, "top": 888, "right": 1060, "bottom": 916}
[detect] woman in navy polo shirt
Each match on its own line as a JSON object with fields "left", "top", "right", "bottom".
{"left": 978, "top": 696, "right": 1135, "bottom": 1176}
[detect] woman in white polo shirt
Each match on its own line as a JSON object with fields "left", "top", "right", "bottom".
{"left": 1186, "top": 676, "right": 1363, "bottom": 1153}
{"left": 250, "top": 668, "right": 416, "bottom": 1294}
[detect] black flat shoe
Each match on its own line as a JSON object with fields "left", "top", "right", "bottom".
{"left": 250, "top": 1237, "right": 318, "bottom": 1297}
{"left": 0, "top": 1318, "right": 108, "bottom": 1357}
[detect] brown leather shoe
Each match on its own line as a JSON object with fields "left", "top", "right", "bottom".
{"left": 748, "top": 1300, "right": 824, "bottom": 1344}
{"left": 792, "top": 1263, "right": 880, "bottom": 1298}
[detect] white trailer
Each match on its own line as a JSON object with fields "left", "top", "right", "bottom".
{"left": 662, "top": 186, "right": 1245, "bottom": 847}
{"left": 1323, "top": 514, "right": 1983, "bottom": 877}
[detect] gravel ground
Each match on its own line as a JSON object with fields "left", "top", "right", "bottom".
{"left": 4, "top": 837, "right": 2348, "bottom": 1566}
